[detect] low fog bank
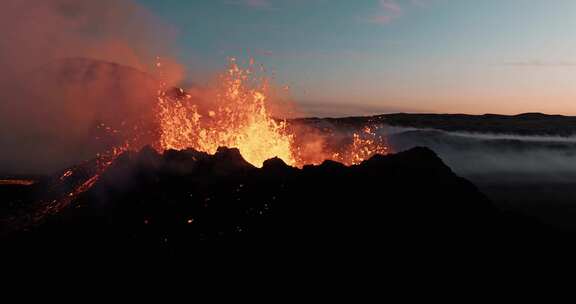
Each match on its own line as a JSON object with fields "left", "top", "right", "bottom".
{"left": 294, "top": 118, "right": 576, "bottom": 183}
{"left": 383, "top": 126, "right": 576, "bottom": 183}
{"left": 378, "top": 125, "right": 576, "bottom": 227}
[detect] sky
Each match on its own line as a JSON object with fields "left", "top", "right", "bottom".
{"left": 135, "top": 0, "right": 576, "bottom": 116}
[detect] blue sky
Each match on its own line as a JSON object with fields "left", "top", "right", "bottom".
{"left": 136, "top": 0, "right": 576, "bottom": 116}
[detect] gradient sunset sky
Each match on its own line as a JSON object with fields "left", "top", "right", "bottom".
{"left": 136, "top": 0, "right": 576, "bottom": 117}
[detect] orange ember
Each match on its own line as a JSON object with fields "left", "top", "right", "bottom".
{"left": 0, "top": 179, "right": 36, "bottom": 186}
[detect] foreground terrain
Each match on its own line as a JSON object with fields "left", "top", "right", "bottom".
{"left": 295, "top": 113, "right": 576, "bottom": 230}
{"left": 1, "top": 146, "right": 546, "bottom": 259}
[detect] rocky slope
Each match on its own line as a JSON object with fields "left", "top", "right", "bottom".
{"left": 2, "top": 146, "right": 550, "bottom": 260}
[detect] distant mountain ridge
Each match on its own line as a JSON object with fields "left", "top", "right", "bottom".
{"left": 293, "top": 112, "right": 576, "bottom": 136}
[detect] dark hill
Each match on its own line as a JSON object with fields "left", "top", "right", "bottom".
{"left": 2, "top": 146, "right": 551, "bottom": 260}
{"left": 293, "top": 112, "right": 576, "bottom": 136}
{"left": 378, "top": 112, "right": 576, "bottom": 135}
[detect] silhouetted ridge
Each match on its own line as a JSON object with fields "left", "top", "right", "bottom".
{"left": 291, "top": 112, "right": 576, "bottom": 136}
{"left": 3, "top": 146, "right": 549, "bottom": 259}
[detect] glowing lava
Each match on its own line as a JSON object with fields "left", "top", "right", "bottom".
{"left": 157, "top": 58, "right": 295, "bottom": 167}
{"left": 333, "top": 126, "right": 389, "bottom": 166}
{"left": 24, "top": 57, "right": 390, "bottom": 225}
{"left": 155, "top": 58, "right": 388, "bottom": 167}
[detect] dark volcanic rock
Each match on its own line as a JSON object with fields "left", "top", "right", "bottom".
{"left": 2, "top": 146, "right": 547, "bottom": 259}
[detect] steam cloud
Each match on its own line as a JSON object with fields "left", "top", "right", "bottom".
{"left": 0, "top": 0, "right": 183, "bottom": 174}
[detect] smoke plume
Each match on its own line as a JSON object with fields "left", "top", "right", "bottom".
{"left": 0, "top": 0, "right": 183, "bottom": 174}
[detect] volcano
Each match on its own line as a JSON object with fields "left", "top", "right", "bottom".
{"left": 2, "top": 146, "right": 546, "bottom": 259}
{"left": 0, "top": 58, "right": 557, "bottom": 261}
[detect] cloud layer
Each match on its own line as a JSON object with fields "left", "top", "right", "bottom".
{"left": 367, "top": 0, "right": 431, "bottom": 25}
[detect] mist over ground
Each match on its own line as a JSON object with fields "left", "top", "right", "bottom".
{"left": 380, "top": 125, "right": 576, "bottom": 229}
{"left": 384, "top": 126, "right": 576, "bottom": 181}
{"left": 290, "top": 115, "right": 576, "bottom": 229}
